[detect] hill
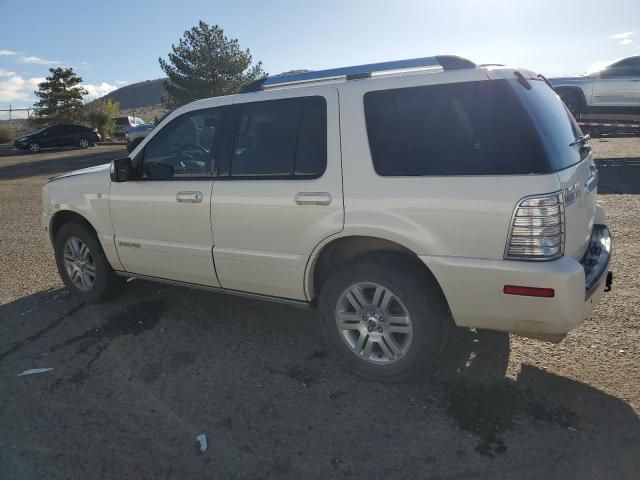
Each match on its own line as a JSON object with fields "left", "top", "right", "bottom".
{"left": 101, "top": 78, "right": 166, "bottom": 109}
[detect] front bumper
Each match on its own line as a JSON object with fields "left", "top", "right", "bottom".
{"left": 422, "top": 225, "right": 612, "bottom": 340}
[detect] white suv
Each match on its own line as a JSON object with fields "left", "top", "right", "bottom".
{"left": 42, "top": 55, "right": 612, "bottom": 381}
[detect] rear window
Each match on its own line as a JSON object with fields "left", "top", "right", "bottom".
{"left": 364, "top": 80, "right": 553, "bottom": 176}
{"left": 115, "top": 117, "right": 130, "bottom": 126}
{"left": 512, "top": 79, "right": 585, "bottom": 171}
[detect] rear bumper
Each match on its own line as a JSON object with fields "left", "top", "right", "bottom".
{"left": 422, "top": 225, "right": 612, "bottom": 340}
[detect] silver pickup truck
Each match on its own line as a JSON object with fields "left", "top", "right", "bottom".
{"left": 550, "top": 55, "right": 640, "bottom": 116}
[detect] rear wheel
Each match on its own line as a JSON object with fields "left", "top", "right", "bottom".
{"left": 28, "top": 142, "right": 40, "bottom": 153}
{"left": 318, "top": 254, "right": 450, "bottom": 382}
{"left": 54, "top": 222, "right": 124, "bottom": 303}
{"left": 78, "top": 137, "right": 90, "bottom": 148}
{"left": 558, "top": 90, "right": 583, "bottom": 118}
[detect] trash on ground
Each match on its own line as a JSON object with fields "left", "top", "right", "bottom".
{"left": 195, "top": 433, "right": 208, "bottom": 453}
{"left": 18, "top": 368, "right": 54, "bottom": 377}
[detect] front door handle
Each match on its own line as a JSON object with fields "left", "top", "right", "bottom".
{"left": 295, "top": 192, "right": 332, "bottom": 206}
{"left": 176, "top": 191, "right": 203, "bottom": 203}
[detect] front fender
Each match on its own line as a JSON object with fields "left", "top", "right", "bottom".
{"left": 43, "top": 174, "right": 122, "bottom": 270}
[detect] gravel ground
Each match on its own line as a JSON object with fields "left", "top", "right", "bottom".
{"left": 0, "top": 141, "right": 638, "bottom": 479}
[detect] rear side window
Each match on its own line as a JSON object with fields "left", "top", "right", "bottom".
{"left": 364, "top": 80, "right": 551, "bottom": 176}
{"left": 230, "top": 96, "right": 326, "bottom": 178}
{"left": 513, "top": 79, "right": 585, "bottom": 171}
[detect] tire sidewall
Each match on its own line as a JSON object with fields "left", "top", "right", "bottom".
{"left": 318, "top": 256, "right": 448, "bottom": 382}
{"left": 54, "top": 222, "right": 119, "bottom": 303}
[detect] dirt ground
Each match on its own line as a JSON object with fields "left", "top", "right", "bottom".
{"left": 0, "top": 140, "right": 638, "bottom": 479}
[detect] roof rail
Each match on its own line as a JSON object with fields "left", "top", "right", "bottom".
{"left": 241, "top": 55, "right": 476, "bottom": 93}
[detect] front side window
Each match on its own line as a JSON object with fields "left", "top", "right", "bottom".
{"left": 364, "top": 80, "right": 552, "bottom": 176}
{"left": 141, "top": 108, "right": 222, "bottom": 179}
{"left": 230, "top": 96, "right": 327, "bottom": 178}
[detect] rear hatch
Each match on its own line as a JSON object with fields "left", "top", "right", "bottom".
{"left": 510, "top": 77, "right": 596, "bottom": 260}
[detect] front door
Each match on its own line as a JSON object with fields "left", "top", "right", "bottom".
{"left": 211, "top": 88, "right": 343, "bottom": 300}
{"left": 109, "top": 107, "right": 225, "bottom": 286}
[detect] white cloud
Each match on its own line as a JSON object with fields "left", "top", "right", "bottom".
{"left": 0, "top": 49, "right": 16, "bottom": 56}
{"left": 619, "top": 38, "right": 633, "bottom": 45}
{"left": 20, "top": 55, "right": 60, "bottom": 65}
{"left": 116, "top": 80, "right": 128, "bottom": 85}
{"left": 0, "top": 69, "right": 117, "bottom": 104}
{"left": 610, "top": 31, "right": 634, "bottom": 40}
{"left": 0, "top": 73, "right": 41, "bottom": 102}
{"left": 82, "top": 82, "right": 119, "bottom": 99}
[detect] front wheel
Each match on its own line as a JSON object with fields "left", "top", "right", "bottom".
{"left": 318, "top": 254, "right": 450, "bottom": 382}
{"left": 28, "top": 142, "right": 40, "bottom": 153}
{"left": 78, "top": 137, "right": 90, "bottom": 148}
{"left": 54, "top": 222, "right": 124, "bottom": 303}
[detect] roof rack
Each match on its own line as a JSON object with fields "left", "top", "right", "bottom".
{"left": 241, "top": 55, "right": 476, "bottom": 93}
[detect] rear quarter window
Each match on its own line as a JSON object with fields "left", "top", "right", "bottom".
{"left": 364, "top": 80, "right": 552, "bottom": 176}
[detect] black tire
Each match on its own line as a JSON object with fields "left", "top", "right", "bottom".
{"left": 318, "top": 253, "right": 451, "bottom": 382}
{"left": 78, "top": 137, "right": 90, "bottom": 149}
{"left": 558, "top": 90, "right": 583, "bottom": 118}
{"left": 28, "top": 142, "right": 40, "bottom": 153}
{"left": 54, "top": 221, "right": 124, "bottom": 303}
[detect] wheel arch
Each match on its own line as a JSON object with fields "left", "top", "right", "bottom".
{"left": 49, "top": 210, "right": 98, "bottom": 246}
{"left": 305, "top": 234, "right": 448, "bottom": 306}
{"left": 554, "top": 86, "right": 587, "bottom": 108}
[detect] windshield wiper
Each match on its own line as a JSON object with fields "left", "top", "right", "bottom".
{"left": 569, "top": 133, "right": 590, "bottom": 147}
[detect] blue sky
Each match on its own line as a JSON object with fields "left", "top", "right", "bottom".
{"left": 1, "top": 0, "right": 639, "bottom": 109}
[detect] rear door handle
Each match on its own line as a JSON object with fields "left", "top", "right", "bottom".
{"left": 295, "top": 192, "right": 332, "bottom": 206}
{"left": 176, "top": 191, "right": 203, "bottom": 203}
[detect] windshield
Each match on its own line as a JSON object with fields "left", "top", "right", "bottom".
{"left": 512, "top": 79, "right": 585, "bottom": 171}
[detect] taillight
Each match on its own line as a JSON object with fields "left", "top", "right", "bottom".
{"left": 504, "top": 192, "right": 564, "bottom": 260}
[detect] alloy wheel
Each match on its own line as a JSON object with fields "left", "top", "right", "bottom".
{"left": 335, "top": 282, "right": 414, "bottom": 365}
{"left": 63, "top": 237, "right": 96, "bottom": 291}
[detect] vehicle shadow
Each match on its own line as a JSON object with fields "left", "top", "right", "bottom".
{"left": 596, "top": 156, "right": 640, "bottom": 194}
{"left": 0, "top": 148, "right": 126, "bottom": 181}
{"left": 1, "top": 283, "right": 638, "bottom": 479}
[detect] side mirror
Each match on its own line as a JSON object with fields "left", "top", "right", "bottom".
{"left": 110, "top": 157, "right": 133, "bottom": 182}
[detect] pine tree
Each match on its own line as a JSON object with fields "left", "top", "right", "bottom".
{"left": 159, "top": 21, "right": 265, "bottom": 107}
{"left": 32, "top": 67, "right": 88, "bottom": 126}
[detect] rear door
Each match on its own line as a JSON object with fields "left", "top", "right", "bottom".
{"left": 211, "top": 88, "right": 343, "bottom": 300}
{"left": 593, "top": 58, "right": 640, "bottom": 107}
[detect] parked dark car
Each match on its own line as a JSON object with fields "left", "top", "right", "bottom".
{"left": 14, "top": 124, "right": 101, "bottom": 152}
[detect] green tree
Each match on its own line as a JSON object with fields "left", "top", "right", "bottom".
{"left": 85, "top": 98, "right": 120, "bottom": 139}
{"left": 159, "top": 21, "right": 265, "bottom": 107}
{"left": 32, "top": 67, "right": 88, "bottom": 126}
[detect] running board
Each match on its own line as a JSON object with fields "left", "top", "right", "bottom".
{"left": 114, "top": 271, "right": 312, "bottom": 310}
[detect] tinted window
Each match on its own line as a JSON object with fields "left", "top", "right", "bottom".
{"left": 230, "top": 96, "right": 326, "bottom": 178}
{"left": 513, "top": 79, "right": 585, "bottom": 171}
{"left": 364, "top": 80, "right": 550, "bottom": 176}
{"left": 295, "top": 97, "right": 327, "bottom": 176}
{"left": 115, "top": 117, "right": 130, "bottom": 126}
{"left": 141, "top": 108, "right": 222, "bottom": 179}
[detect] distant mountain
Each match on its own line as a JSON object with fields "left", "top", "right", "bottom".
{"left": 101, "top": 78, "right": 166, "bottom": 109}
